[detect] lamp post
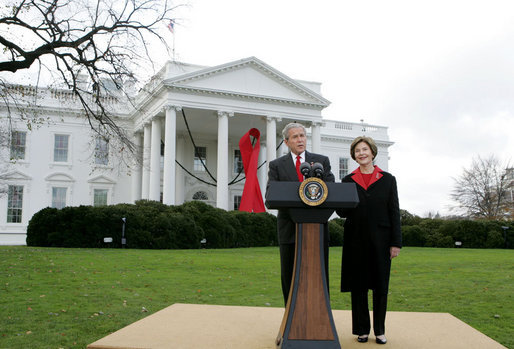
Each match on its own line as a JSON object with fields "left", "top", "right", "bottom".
{"left": 501, "top": 226, "right": 509, "bottom": 249}
{"left": 121, "top": 217, "right": 127, "bottom": 248}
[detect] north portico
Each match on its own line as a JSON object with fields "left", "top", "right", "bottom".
{"left": 0, "top": 56, "right": 393, "bottom": 245}
{"left": 129, "top": 56, "right": 331, "bottom": 210}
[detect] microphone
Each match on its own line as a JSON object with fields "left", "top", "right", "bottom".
{"left": 299, "top": 162, "right": 312, "bottom": 178}
{"left": 312, "top": 162, "right": 324, "bottom": 178}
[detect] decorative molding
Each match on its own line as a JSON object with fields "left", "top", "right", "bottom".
{"left": 163, "top": 57, "right": 330, "bottom": 106}
{"left": 164, "top": 104, "right": 182, "bottom": 112}
{"left": 87, "top": 175, "right": 117, "bottom": 184}
{"left": 0, "top": 170, "right": 32, "bottom": 181}
{"left": 150, "top": 115, "right": 164, "bottom": 123}
{"left": 217, "top": 111, "right": 234, "bottom": 118}
{"left": 44, "top": 173, "right": 75, "bottom": 195}
{"left": 266, "top": 115, "right": 282, "bottom": 123}
{"left": 167, "top": 84, "right": 327, "bottom": 108}
{"left": 44, "top": 172, "right": 75, "bottom": 182}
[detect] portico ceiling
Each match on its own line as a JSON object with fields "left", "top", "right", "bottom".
{"left": 175, "top": 107, "right": 292, "bottom": 143}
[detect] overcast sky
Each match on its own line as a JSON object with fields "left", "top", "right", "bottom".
{"left": 164, "top": 0, "right": 514, "bottom": 217}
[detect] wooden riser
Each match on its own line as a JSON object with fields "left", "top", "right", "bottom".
{"left": 87, "top": 303, "right": 506, "bottom": 349}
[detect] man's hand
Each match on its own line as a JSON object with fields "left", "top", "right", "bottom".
{"left": 390, "top": 246, "right": 401, "bottom": 259}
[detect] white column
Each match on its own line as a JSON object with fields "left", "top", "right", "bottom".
{"left": 131, "top": 132, "right": 143, "bottom": 202}
{"left": 141, "top": 123, "right": 151, "bottom": 199}
{"left": 266, "top": 116, "right": 278, "bottom": 173}
{"left": 163, "top": 106, "right": 179, "bottom": 205}
{"left": 258, "top": 142, "right": 267, "bottom": 201}
{"left": 216, "top": 111, "right": 231, "bottom": 210}
{"left": 149, "top": 117, "right": 162, "bottom": 201}
{"left": 175, "top": 135, "right": 185, "bottom": 205}
{"left": 311, "top": 121, "right": 322, "bottom": 154}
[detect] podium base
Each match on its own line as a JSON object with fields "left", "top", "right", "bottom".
{"left": 87, "top": 303, "right": 505, "bottom": 349}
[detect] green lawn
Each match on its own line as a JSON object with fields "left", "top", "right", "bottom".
{"left": 0, "top": 246, "right": 512, "bottom": 348}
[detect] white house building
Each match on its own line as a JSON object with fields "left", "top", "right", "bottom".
{"left": 0, "top": 57, "right": 393, "bottom": 245}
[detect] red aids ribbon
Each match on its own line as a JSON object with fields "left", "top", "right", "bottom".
{"left": 238, "top": 128, "right": 265, "bottom": 213}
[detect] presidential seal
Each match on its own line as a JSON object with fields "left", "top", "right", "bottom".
{"left": 299, "top": 177, "right": 328, "bottom": 206}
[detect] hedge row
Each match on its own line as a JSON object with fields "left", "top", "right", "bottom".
{"left": 26, "top": 200, "right": 278, "bottom": 249}
{"left": 325, "top": 213, "right": 514, "bottom": 249}
{"left": 400, "top": 210, "right": 514, "bottom": 249}
{"left": 28, "top": 201, "right": 511, "bottom": 250}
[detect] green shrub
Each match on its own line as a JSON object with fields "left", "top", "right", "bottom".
{"left": 197, "top": 209, "right": 238, "bottom": 248}
{"left": 438, "top": 235, "right": 455, "bottom": 248}
{"left": 457, "top": 220, "right": 487, "bottom": 248}
{"left": 400, "top": 209, "right": 422, "bottom": 226}
{"left": 26, "top": 207, "right": 60, "bottom": 246}
{"left": 26, "top": 200, "right": 511, "bottom": 250}
{"left": 229, "top": 211, "right": 277, "bottom": 247}
{"left": 402, "top": 225, "right": 426, "bottom": 247}
{"left": 27, "top": 200, "right": 275, "bottom": 249}
{"left": 426, "top": 232, "right": 454, "bottom": 248}
{"left": 419, "top": 218, "right": 445, "bottom": 234}
{"left": 51, "top": 206, "right": 95, "bottom": 247}
{"left": 328, "top": 218, "right": 344, "bottom": 246}
{"left": 485, "top": 230, "right": 504, "bottom": 248}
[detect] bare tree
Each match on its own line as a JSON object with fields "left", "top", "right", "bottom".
{"left": 0, "top": 0, "right": 180, "bottom": 152}
{"left": 450, "top": 155, "right": 513, "bottom": 220}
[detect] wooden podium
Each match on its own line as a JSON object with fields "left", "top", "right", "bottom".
{"left": 266, "top": 181, "right": 358, "bottom": 349}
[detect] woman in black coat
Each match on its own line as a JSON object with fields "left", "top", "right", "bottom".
{"left": 337, "top": 136, "right": 402, "bottom": 345}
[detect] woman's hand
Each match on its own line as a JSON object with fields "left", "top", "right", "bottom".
{"left": 390, "top": 246, "right": 401, "bottom": 259}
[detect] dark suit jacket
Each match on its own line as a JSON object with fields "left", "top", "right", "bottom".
{"left": 267, "top": 151, "right": 335, "bottom": 244}
{"left": 337, "top": 168, "right": 402, "bottom": 294}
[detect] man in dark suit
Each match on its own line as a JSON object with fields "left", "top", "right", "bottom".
{"left": 266, "top": 122, "right": 335, "bottom": 305}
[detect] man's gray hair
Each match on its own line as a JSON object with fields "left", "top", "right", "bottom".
{"left": 282, "top": 122, "right": 306, "bottom": 140}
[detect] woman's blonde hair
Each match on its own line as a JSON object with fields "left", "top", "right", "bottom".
{"left": 350, "top": 136, "right": 378, "bottom": 161}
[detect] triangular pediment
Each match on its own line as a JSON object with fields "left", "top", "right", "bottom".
{"left": 164, "top": 57, "right": 330, "bottom": 107}
{"left": 0, "top": 170, "right": 32, "bottom": 181}
{"left": 87, "top": 175, "right": 116, "bottom": 184}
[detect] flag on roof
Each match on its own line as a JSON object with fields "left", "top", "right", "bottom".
{"left": 167, "top": 19, "right": 175, "bottom": 33}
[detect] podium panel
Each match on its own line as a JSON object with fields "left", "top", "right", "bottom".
{"left": 277, "top": 223, "right": 339, "bottom": 349}
{"left": 289, "top": 224, "right": 332, "bottom": 340}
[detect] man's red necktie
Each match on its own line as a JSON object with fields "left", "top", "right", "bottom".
{"left": 295, "top": 156, "right": 303, "bottom": 182}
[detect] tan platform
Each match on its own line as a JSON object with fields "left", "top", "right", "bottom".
{"left": 87, "top": 303, "right": 505, "bottom": 349}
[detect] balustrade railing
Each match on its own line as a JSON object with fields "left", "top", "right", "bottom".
{"left": 319, "top": 120, "right": 389, "bottom": 139}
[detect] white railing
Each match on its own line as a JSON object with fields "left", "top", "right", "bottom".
{"left": 1, "top": 84, "right": 130, "bottom": 115}
{"left": 320, "top": 119, "right": 389, "bottom": 140}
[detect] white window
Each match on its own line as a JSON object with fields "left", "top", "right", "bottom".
{"left": 54, "top": 134, "right": 69, "bottom": 162}
{"left": 10, "top": 131, "right": 26, "bottom": 160}
{"left": 233, "top": 195, "right": 242, "bottom": 210}
{"left": 93, "top": 189, "right": 108, "bottom": 206}
{"left": 52, "top": 187, "right": 67, "bottom": 209}
{"left": 7, "top": 185, "right": 23, "bottom": 223}
{"left": 194, "top": 146, "right": 206, "bottom": 172}
{"left": 94, "top": 137, "right": 109, "bottom": 165}
{"left": 339, "top": 157, "right": 349, "bottom": 179}
{"left": 234, "top": 150, "right": 243, "bottom": 173}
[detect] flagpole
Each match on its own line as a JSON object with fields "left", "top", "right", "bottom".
{"left": 167, "top": 19, "right": 176, "bottom": 61}
{"left": 172, "top": 32, "right": 175, "bottom": 61}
